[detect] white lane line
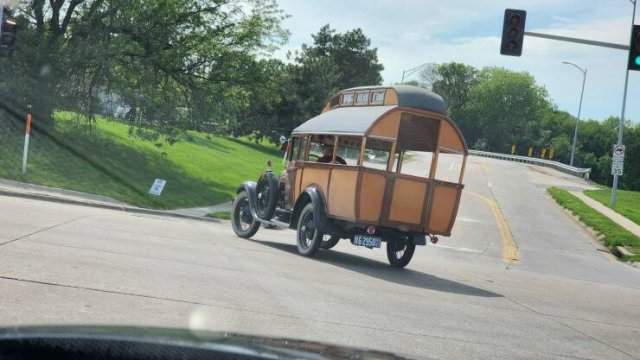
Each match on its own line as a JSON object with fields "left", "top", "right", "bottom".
{"left": 457, "top": 216, "right": 482, "bottom": 223}
{"left": 429, "top": 243, "right": 483, "bottom": 254}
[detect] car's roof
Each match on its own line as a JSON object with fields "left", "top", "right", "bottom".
{"left": 291, "top": 105, "right": 396, "bottom": 135}
{"left": 341, "top": 85, "right": 447, "bottom": 115}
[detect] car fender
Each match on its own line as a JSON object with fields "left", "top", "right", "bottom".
{"left": 236, "top": 181, "right": 260, "bottom": 220}
{"left": 291, "top": 186, "right": 331, "bottom": 232}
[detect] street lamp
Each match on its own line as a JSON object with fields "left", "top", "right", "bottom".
{"left": 400, "top": 62, "right": 431, "bottom": 83}
{"left": 561, "top": 61, "right": 587, "bottom": 167}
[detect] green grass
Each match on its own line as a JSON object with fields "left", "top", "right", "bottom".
{"left": 584, "top": 188, "right": 640, "bottom": 226}
{"left": 0, "top": 111, "right": 282, "bottom": 209}
{"left": 207, "top": 211, "right": 231, "bottom": 220}
{"left": 548, "top": 187, "right": 640, "bottom": 261}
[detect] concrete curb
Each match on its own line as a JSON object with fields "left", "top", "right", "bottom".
{"left": 614, "top": 246, "right": 637, "bottom": 258}
{"left": 0, "top": 189, "right": 220, "bottom": 224}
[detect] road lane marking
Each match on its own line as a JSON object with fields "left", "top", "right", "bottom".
{"left": 466, "top": 191, "right": 519, "bottom": 264}
{"left": 430, "top": 243, "right": 483, "bottom": 254}
{"left": 457, "top": 216, "right": 482, "bottom": 223}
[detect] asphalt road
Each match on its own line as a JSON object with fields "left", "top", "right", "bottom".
{"left": 1, "top": 156, "right": 639, "bottom": 360}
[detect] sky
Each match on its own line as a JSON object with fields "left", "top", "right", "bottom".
{"left": 274, "top": 0, "right": 639, "bottom": 123}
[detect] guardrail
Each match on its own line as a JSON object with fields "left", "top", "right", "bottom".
{"left": 469, "top": 150, "right": 591, "bottom": 180}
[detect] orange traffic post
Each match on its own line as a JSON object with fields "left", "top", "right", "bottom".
{"left": 541, "top": 148, "right": 547, "bottom": 159}
{"left": 528, "top": 147, "right": 533, "bottom": 157}
{"left": 549, "top": 147, "right": 555, "bottom": 159}
{"left": 511, "top": 144, "right": 516, "bottom": 155}
{"left": 22, "top": 105, "right": 32, "bottom": 174}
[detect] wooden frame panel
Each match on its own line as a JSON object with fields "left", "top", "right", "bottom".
{"left": 294, "top": 166, "right": 303, "bottom": 202}
{"left": 383, "top": 89, "right": 398, "bottom": 105}
{"left": 328, "top": 168, "right": 358, "bottom": 220}
{"left": 438, "top": 121, "right": 465, "bottom": 153}
{"left": 358, "top": 170, "right": 386, "bottom": 222}
{"left": 300, "top": 167, "right": 330, "bottom": 200}
{"left": 369, "top": 111, "right": 401, "bottom": 138}
{"left": 427, "top": 183, "right": 461, "bottom": 234}
{"left": 388, "top": 177, "right": 427, "bottom": 224}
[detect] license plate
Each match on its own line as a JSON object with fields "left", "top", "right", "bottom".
{"left": 353, "top": 234, "right": 382, "bottom": 248}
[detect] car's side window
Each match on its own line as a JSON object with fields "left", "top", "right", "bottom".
{"left": 363, "top": 138, "right": 392, "bottom": 171}
{"left": 289, "top": 137, "right": 303, "bottom": 161}
{"left": 335, "top": 137, "right": 362, "bottom": 166}
{"left": 307, "top": 136, "right": 325, "bottom": 161}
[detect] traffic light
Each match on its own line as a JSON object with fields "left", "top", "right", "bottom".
{"left": 500, "top": 9, "right": 527, "bottom": 56}
{"left": 1, "top": 7, "right": 17, "bottom": 51}
{"left": 628, "top": 25, "right": 640, "bottom": 71}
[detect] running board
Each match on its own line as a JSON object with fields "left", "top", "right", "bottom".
{"left": 256, "top": 217, "right": 289, "bottom": 229}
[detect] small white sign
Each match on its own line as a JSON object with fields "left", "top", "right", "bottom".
{"left": 611, "top": 145, "right": 625, "bottom": 176}
{"left": 149, "top": 178, "right": 167, "bottom": 196}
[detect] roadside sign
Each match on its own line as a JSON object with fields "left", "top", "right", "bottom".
{"left": 611, "top": 145, "right": 625, "bottom": 176}
{"left": 149, "top": 178, "right": 167, "bottom": 196}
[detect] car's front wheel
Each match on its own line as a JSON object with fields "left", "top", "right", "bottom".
{"left": 386, "top": 238, "right": 416, "bottom": 268}
{"left": 231, "top": 191, "right": 260, "bottom": 239}
{"left": 296, "top": 204, "right": 323, "bottom": 257}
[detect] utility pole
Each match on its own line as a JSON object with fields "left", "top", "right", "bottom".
{"left": 561, "top": 61, "right": 587, "bottom": 167}
{"left": 610, "top": 0, "right": 637, "bottom": 208}
{"left": 0, "top": 6, "right": 4, "bottom": 39}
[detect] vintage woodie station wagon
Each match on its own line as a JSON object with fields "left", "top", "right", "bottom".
{"left": 231, "top": 85, "right": 468, "bottom": 268}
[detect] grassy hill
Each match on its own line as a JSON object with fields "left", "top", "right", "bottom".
{"left": 0, "top": 111, "right": 283, "bottom": 209}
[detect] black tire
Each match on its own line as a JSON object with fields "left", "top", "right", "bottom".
{"left": 231, "top": 191, "right": 260, "bottom": 239}
{"left": 256, "top": 171, "right": 279, "bottom": 220}
{"left": 320, "top": 235, "right": 340, "bottom": 250}
{"left": 386, "top": 238, "right": 416, "bottom": 268}
{"left": 296, "top": 204, "right": 323, "bottom": 257}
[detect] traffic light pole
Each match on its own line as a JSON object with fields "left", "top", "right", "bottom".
{"left": 523, "top": 31, "right": 629, "bottom": 50}
{"left": 610, "top": 0, "right": 637, "bottom": 208}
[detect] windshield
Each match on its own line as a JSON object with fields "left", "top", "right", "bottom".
{"left": 1, "top": 1, "right": 639, "bottom": 359}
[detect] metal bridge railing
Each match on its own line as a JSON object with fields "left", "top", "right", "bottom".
{"left": 469, "top": 150, "right": 591, "bottom": 180}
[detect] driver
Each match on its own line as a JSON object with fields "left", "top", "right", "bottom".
{"left": 317, "top": 143, "right": 347, "bottom": 165}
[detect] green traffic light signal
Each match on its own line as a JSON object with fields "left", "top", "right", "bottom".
{"left": 636, "top": 56, "right": 640, "bottom": 66}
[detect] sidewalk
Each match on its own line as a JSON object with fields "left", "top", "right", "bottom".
{"left": 0, "top": 179, "right": 128, "bottom": 208}
{"left": 171, "top": 202, "right": 232, "bottom": 217}
{"left": 570, "top": 190, "right": 640, "bottom": 238}
{"left": 0, "top": 178, "right": 220, "bottom": 222}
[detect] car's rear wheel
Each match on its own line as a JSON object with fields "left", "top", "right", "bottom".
{"left": 386, "top": 238, "right": 416, "bottom": 268}
{"left": 296, "top": 204, "right": 322, "bottom": 257}
{"left": 231, "top": 191, "right": 260, "bottom": 239}
{"left": 320, "top": 235, "right": 340, "bottom": 250}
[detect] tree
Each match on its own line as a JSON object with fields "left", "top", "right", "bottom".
{"left": 1, "top": 0, "right": 287, "bottom": 133}
{"left": 302, "top": 25, "right": 383, "bottom": 88}
{"left": 290, "top": 25, "right": 383, "bottom": 120}
{"left": 461, "top": 68, "right": 550, "bottom": 152}
{"left": 420, "top": 62, "right": 478, "bottom": 118}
